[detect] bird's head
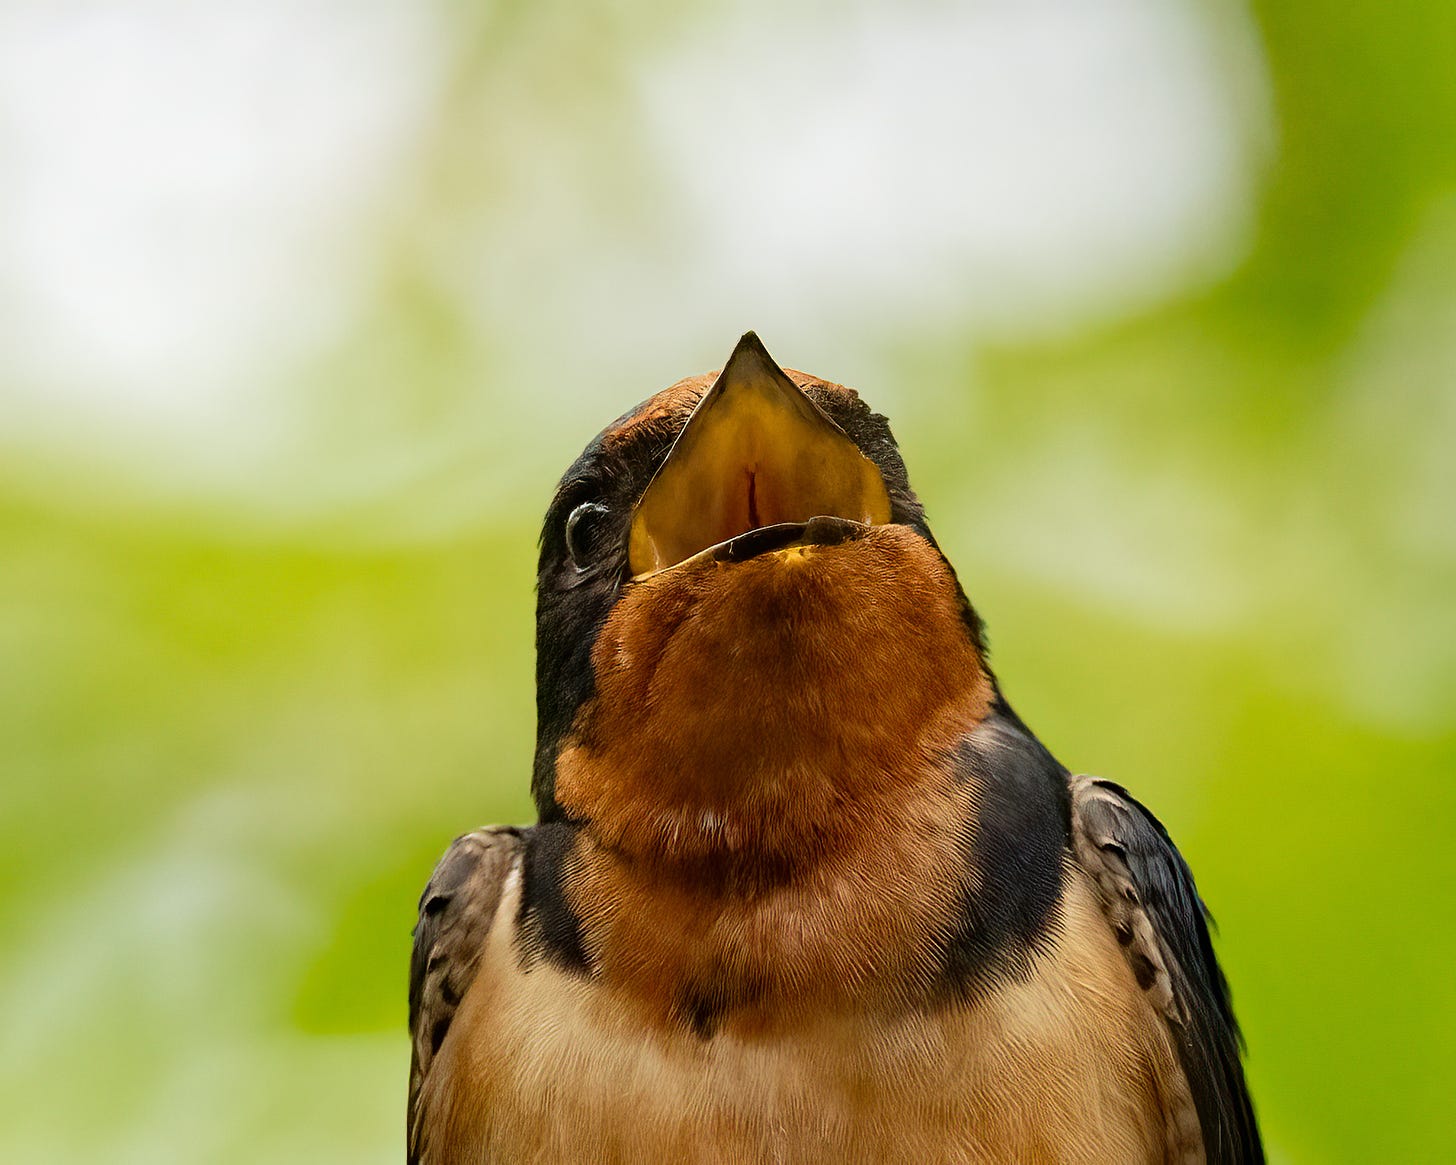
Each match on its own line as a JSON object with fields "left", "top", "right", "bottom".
{"left": 534, "top": 333, "right": 995, "bottom": 864}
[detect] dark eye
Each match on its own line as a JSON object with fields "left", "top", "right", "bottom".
{"left": 565, "top": 501, "right": 612, "bottom": 568}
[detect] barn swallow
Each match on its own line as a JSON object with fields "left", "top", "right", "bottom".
{"left": 408, "top": 333, "right": 1262, "bottom": 1164}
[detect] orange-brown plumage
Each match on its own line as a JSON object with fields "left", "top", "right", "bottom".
{"left": 553, "top": 523, "right": 995, "bottom": 1029}
{"left": 558, "top": 523, "right": 992, "bottom": 863}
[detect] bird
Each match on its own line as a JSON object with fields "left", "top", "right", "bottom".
{"left": 407, "top": 332, "right": 1262, "bottom": 1164}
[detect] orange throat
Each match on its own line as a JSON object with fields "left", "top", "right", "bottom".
{"left": 554, "top": 524, "right": 994, "bottom": 869}
{"left": 550, "top": 525, "right": 995, "bottom": 1025}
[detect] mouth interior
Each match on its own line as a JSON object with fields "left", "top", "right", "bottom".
{"left": 627, "top": 336, "right": 892, "bottom": 577}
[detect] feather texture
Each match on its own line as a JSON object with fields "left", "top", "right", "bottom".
{"left": 408, "top": 826, "right": 523, "bottom": 1165}
{"left": 1071, "top": 776, "right": 1263, "bottom": 1164}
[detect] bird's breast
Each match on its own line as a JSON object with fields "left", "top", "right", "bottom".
{"left": 423, "top": 869, "right": 1185, "bottom": 1165}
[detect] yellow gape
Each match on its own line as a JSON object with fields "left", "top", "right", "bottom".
{"left": 628, "top": 333, "right": 891, "bottom": 578}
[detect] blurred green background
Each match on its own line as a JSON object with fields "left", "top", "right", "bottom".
{"left": 1, "top": 1, "right": 1453, "bottom": 1161}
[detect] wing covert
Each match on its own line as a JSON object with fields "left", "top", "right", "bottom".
{"left": 1071, "top": 777, "right": 1263, "bottom": 1165}
{"left": 408, "top": 825, "right": 524, "bottom": 1164}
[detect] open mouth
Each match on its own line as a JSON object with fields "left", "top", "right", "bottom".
{"left": 628, "top": 333, "right": 892, "bottom": 578}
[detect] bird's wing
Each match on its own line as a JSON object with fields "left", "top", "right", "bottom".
{"left": 1070, "top": 776, "right": 1263, "bottom": 1165}
{"left": 408, "top": 825, "right": 524, "bottom": 1165}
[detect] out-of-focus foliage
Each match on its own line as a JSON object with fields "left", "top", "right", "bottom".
{"left": 1, "top": 2, "right": 1452, "bottom": 1161}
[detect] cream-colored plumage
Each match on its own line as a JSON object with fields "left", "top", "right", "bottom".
{"left": 415, "top": 855, "right": 1192, "bottom": 1165}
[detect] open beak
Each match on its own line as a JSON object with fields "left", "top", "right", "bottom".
{"left": 627, "top": 333, "right": 892, "bottom": 578}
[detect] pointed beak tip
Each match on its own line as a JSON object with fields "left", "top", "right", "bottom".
{"left": 719, "top": 331, "right": 794, "bottom": 400}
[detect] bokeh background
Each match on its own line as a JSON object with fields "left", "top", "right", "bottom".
{"left": 2, "top": 1, "right": 1452, "bottom": 1161}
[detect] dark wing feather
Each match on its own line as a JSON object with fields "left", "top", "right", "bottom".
{"left": 408, "top": 825, "right": 524, "bottom": 1165}
{"left": 1071, "top": 777, "right": 1263, "bottom": 1165}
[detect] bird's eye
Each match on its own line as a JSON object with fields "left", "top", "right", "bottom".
{"left": 564, "top": 501, "right": 612, "bottom": 568}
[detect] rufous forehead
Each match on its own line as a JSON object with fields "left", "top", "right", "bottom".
{"left": 601, "top": 369, "right": 859, "bottom": 452}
